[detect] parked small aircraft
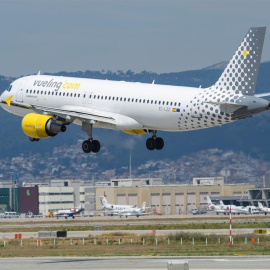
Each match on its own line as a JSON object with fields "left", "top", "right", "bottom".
{"left": 55, "top": 204, "right": 83, "bottom": 219}
{"left": 258, "top": 202, "right": 270, "bottom": 215}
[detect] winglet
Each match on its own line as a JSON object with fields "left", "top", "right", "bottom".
{"left": 5, "top": 95, "right": 13, "bottom": 106}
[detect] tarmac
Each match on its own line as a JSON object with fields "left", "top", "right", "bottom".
{"left": 1, "top": 256, "right": 270, "bottom": 269}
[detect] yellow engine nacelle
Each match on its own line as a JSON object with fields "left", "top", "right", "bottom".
{"left": 122, "top": 129, "right": 147, "bottom": 135}
{"left": 22, "top": 113, "right": 66, "bottom": 139}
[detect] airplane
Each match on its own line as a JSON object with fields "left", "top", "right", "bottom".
{"left": 118, "top": 202, "right": 147, "bottom": 218}
{"left": 258, "top": 202, "right": 270, "bottom": 215}
{"left": 55, "top": 204, "right": 83, "bottom": 219}
{"left": 0, "top": 27, "right": 269, "bottom": 153}
{"left": 219, "top": 200, "right": 248, "bottom": 215}
{"left": 100, "top": 196, "right": 136, "bottom": 215}
{"left": 206, "top": 196, "right": 226, "bottom": 215}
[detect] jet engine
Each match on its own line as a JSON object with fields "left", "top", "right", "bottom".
{"left": 22, "top": 113, "right": 66, "bottom": 139}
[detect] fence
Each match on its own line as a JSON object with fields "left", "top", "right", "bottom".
{"left": 1, "top": 235, "right": 269, "bottom": 248}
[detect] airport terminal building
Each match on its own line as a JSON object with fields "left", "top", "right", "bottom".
{"left": 0, "top": 177, "right": 255, "bottom": 215}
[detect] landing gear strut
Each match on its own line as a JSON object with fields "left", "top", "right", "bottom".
{"left": 146, "top": 131, "right": 164, "bottom": 151}
{"left": 82, "top": 121, "right": 101, "bottom": 153}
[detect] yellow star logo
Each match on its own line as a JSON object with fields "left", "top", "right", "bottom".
{"left": 243, "top": 50, "right": 248, "bottom": 56}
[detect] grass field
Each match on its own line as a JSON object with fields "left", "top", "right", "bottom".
{"left": 1, "top": 233, "right": 270, "bottom": 257}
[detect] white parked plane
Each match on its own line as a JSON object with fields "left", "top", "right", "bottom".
{"left": 258, "top": 202, "right": 270, "bottom": 215}
{"left": 219, "top": 200, "right": 248, "bottom": 215}
{"left": 206, "top": 196, "right": 226, "bottom": 214}
{"left": 0, "top": 28, "right": 269, "bottom": 153}
{"left": 100, "top": 196, "right": 136, "bottom": 214}
{"left": 55, "top": 204, "right": 83, "bottom": 219}
{"left": 117, "top": 202, "right": 147, "bottom": 218}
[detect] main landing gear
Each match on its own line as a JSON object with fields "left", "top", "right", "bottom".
{"left": 82, "top": 121, "right": 101, "bottom": 153}
{"left": 146, "top": 131, "right": 164, "bottom": 151}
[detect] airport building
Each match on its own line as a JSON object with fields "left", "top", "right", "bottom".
{"left": 95, "top": 177, "right": 254, "bottom": 214}
{"left": 0, "top": 177, "right": 257, "bottom": 215}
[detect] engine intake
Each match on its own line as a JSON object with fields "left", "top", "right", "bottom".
{"left": 22, "top": 113, "right": 66, "bottom": 139}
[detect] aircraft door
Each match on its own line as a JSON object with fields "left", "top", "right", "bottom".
{"left": 81, "top": 91, "right": 87, "bottom": 104}
{"left": 16, "top": 81, "right": 24, "bottom": 102}
{"left": 87, "top": 92, "right": 93, "bottom": 104}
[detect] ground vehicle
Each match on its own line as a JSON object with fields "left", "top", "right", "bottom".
{"left": 4, "top": 212, "right": 18, "bottom": 218}
{"left": 191, "top": 208, "right": 207, "bottom": 215}
{"left": 47, "top": 211, "right": 56, "bottom": 218}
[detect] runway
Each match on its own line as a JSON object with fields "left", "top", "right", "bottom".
{"left": 0, "top": 256, "right": 270, "bottom": 269}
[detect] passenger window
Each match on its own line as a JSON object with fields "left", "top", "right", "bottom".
{"left": 70, "top": 93, "right": 73, "bottom": 97}
{"left": 63, "top": 93, "right": 65, "bottom": 96}
{"left": 128, "top": 98, "right": 130, "bottom": 102}
{"left": 33, "top": 90, "right": 36, "bottom": 94}
{"left": 48, "top": 92, "right": 50, "bottom": 95}
{"left": 124, "top": 98, "right": 126, "bottom": 101}
{"left": 170, "top": 102, "right": 173, "bottom": 106}
{"left": 52, "top": 92, "right": 54, "bottom": 95}
{"left": 105, "top": 96, "right": 107, "bottom": 100}
{"left": 41, "top": 91, "right": 43, "bottom": 94}
{"left": 94, "top": 95, "right": 96, "bottom": 99}
{"left": 67, "top": 93, "right": 69, "bottom": 97}
{"left": 162, "top": 101, "right": 165, "bottom": 105}
{"left": 26, "top": 90, "right": 28, "bottom": 93}
{"left": 78, "top": 94, "right": 80, "bottom": 98}
{"left": 59, "top": 92, "right": 61, "bottom": 96}
{"left": 55, "top": 92, "right": 58, "bottom": 96}
{"left": 74, "top": 94, "right": 76, "bottom": 97}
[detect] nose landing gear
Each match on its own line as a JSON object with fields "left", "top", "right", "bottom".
{"left": 146, "top": 131, "right": 164, "bottom": 150}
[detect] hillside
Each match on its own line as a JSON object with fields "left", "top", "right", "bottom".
{"left": 1, "top": 62, "right": 270, "bottom": 165}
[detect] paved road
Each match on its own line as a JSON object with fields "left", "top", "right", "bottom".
{"left": 0, "top": 228, "right": 255, "bottom": 239}
{"left": 1, "top": 256, "right": 270, "bottom": 269}
{"left": 0, "top": 213, "right": 269, "bottom": 230}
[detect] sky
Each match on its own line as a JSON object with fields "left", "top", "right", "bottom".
{"left": 0, "top": 0, "right": 270, "bottom": 77}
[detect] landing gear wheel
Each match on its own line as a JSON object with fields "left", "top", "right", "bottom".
{"left": 146, "top": 138, "right": 156, "bottom": 150}
{"left": 29, "top": 137, "right": 40, "bottom": 142}
{"left": 92, "top": 140, "right": 101, "bottom": 153}
{"left": 155, "top": 137, "right": 164, "bottom": 150}
{"left": 82, "top": 140, "right": 93, "bottom": 153}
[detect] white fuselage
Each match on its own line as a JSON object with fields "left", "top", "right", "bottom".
{"left": 0, "top": 75, "right": 235, "bottom": 132}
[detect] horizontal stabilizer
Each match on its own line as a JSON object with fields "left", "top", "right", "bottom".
{"left": 255, "top": 92, "right": 270, "bottom": 98}
{"left": 205, "top": 101, "right": 245, "bottom": 109}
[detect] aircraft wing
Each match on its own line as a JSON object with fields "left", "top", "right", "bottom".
{"left": 31, "top": 104, "right": 116, "bottom": 125}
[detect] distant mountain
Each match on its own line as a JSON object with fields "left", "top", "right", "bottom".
{"left": 203, "top": 61, "right": 228, "bottom": 70}
{"left": 1, "top": 62, "right": 270, "bottom": 165}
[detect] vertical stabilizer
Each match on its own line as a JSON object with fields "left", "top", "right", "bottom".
{"left": 210, "top": 27, "right": 266, "bottom": 95}
{"left": 100, "top": 196, "right": 107, "bottom": 207}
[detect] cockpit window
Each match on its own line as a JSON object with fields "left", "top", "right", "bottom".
{"left": 7, "top": 85, "right": 12, "bottom": 92}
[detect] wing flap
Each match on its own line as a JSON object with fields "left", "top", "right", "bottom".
{"left": 32, "top": 105, "right": 116, "bottom": 125}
